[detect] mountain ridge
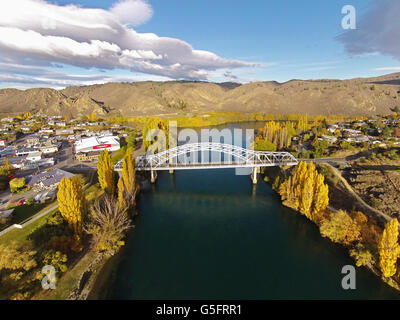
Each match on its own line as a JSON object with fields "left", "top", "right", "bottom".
{"left": 1, "top": 73, "right": 400, "bottom": 117}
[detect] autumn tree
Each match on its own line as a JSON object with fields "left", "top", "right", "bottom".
{"left": 9, "top": 177, "right": 25, "bottom": 193}
{"left": 118, "top": 151, "right": 138, "bottom": 211}
{"left": 279, "top": 161, "right": 329, "bottom": 222}
{"left": 84, "top": 196, "right": 131, "bottom": 255}
{"left": 97, "top": 149, "right": 115, "bottom": 195}
{"left": 57, "top": 176, "right": 87, "bottom": 235}
{"left": 319, "top": 210, "right": 361, "bottom": 245}
{"left": 143, "top": 117, "right": 171, "bottom": 152}
{"left": 379, "top": 218, "right": 400, "bottom": 278}
{"left": 0, "top": 241, "right": 36, "bottom": 282}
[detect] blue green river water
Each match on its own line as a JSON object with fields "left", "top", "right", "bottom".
{"left": 107, "top": 124, "right": 400, "bottom": 299}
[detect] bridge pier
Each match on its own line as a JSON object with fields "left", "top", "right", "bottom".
{"left": 150, "top": 170, "right": 157, "bottom": 183}
{"left": 169, "top": 169, "right": 174, "bottom": 174}
{"left": 251, "top": 167, "right": 259, "bottom": 184}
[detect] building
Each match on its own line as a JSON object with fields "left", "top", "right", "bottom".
{"left": 320, "top": 135, "right": 338, "bottom": 144}
{"left": 39, "top": 145, "right": 58, "bottom": 154}
{"left": 26, "top": 168, "right": 74, "bottom": 189}
{"left": 74, "top": 135, "right": 120, "bottom": 154}
{"left": 75, "top": 151, "right": 101, "bottom": 162}
{"left": 56, "top": 128, "right": 74, "bottom": 136}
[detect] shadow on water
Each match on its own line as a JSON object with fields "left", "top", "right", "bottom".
{"left": 107, "top": 168, "right": 400, "bottom": 300}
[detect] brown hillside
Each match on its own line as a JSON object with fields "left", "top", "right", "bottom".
{"left": 1, "top": 73, "right": 400, "bottom": 117}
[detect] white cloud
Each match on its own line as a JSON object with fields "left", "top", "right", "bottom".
{"left": 338, "top": 0, "right": 400, "bottom": 61}
{"left": 110, "top": 0, "right": 153, "bottom": 26}
{"left": 372, "top": 67, "right": 400, "bottom": 72}
{"left": 0, "top": 0, "right": 257, "bottom": 86}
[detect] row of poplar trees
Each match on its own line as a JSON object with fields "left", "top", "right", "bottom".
{"left": 97, "top": 149, "right": 138, "bottom": 211}
{"left": 56, "top": 148, "right": 138, "bottom": 239}
{"left": 278, "top": 160, "right": 400, "bottom": 279}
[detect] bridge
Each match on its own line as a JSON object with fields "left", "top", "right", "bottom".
{"left": 115, "top": 142, "right": 298, "bottom": 184}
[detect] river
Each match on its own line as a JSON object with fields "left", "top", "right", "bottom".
{"left": 106, "top": 123, "right": 400, "bottom": 299}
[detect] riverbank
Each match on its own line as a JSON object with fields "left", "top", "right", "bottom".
{"left": 263, "top": 164, "right": 400, "bottom": 294}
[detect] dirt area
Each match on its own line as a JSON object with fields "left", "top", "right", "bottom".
{"left": 343, "top": 159, "right": 400, "bottom": 219}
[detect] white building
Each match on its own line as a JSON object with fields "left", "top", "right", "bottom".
{"left": 74, "top": 135, "right": 120, "bottom": 154}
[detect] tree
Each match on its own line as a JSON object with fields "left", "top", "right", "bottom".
{"left": 0, "top": 241, "right": 36, "bottom": 282}
{"left": 97, "top": 149, "right": 115, "bottom": 195}
{"left": 117, "top": 178, "right": 127, "bottom": 212}
{"left": 382, "top": 126, "right": 392, "bottom": 137}
{"left": 57, "top": 176, "right": 87, "bottom": 235}
{"left": 143, "top": 117, "right": 170, "bottom": 152}
{"left": 118, "top": 151, "right": 138, "bottom": 210}
{"left": 84, "top": 196, "right": 131, "bottom": 255}
{"left": 0, "top": 158, "right": 14, "bottom": 177}
{"left": 42, "top": 250, "right": 68, "bottom": 273}
{"left": 379, "top": 218, "right": 400, "bottom": 278}
{"left": 319, "top": 210, "right": 361, "bottom": 245}
{"left": 279, "top": 161, "right": 329, "bottom": 222}
{"left": 350, "top": 245, "right": 375, "bottom": 267}
{"left": 9, "top": 177, "right": 25, "bottom": 193}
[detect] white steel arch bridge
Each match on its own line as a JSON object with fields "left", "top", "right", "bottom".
{"left": 115, "top": 142, "right": 298, "bottom": 183}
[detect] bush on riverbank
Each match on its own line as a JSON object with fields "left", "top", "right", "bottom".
{"left": 265, "top": 161, "right": 400, "bottom": 291}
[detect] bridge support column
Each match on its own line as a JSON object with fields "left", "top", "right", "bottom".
{"left": 251, "top": 167, "right": 259, "bottom": 184}
{"left": 150, "top": 170, "right": 157, "bottom": 183}
{"left": 169, "top": 169, "right": 174, "bottom": 174}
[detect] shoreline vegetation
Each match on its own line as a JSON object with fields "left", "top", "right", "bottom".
{"left": 263, "top": 162, "right": 400, "bottom": 292}
{"left": 1, "top": 111, "right": 399, "bottom": 299}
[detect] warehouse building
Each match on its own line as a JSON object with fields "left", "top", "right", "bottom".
{"left": 74, "top": 135, "right": 120, "bottom": 154}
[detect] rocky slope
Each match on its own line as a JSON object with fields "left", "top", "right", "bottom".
{"left": 1, "top": 73, "right": 400, "bottom": 117}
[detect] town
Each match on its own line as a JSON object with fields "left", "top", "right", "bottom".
{"left": 0, "top": 113, "right": 140, "bottom": 230}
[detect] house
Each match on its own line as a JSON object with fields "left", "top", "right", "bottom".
{"left": 0, "top": 139, "right": 7, "bottom": 147}
{"left": 26, "top": 168, "right": 74, "bottom": 189}
{"left": 320, "top": 135, "right": 338, "bottom": 144}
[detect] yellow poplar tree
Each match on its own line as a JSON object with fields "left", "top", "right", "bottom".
{"left": 97, "top": 149, "right": 115, "bottom": 195}
{"left": 120, "top": 150, "right": 138, "bottom": 208}
{"left": 379, "top": 218, "right": 400, "bottom": 278}
{"left": 312, "top": 173, "right": 329, "bottom": 222}
{"left": 279, "top": 161, "right": 329, "bottom": 223}
{"left": 57, "top": 176, "right": 86, "bottom": 235}
{"left": 117, "top": 177, "right": 127, "bottom": 212}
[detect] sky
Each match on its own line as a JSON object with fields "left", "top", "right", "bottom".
{"left": 1, "top": 0, "right": 400, "bottom": 89}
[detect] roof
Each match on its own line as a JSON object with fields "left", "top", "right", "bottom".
{"left": 26, "top": 168, "right": 74, "bottom": 187}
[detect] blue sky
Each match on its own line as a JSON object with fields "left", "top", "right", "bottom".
{"left": 0, "top": 0, "right": 399, "bottom": 88}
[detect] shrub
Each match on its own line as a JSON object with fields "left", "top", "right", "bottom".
{"left": 9, "top": 178, "right": 26, "bottom": 193}
{"left": 319, "top": 210, "right": 361, "bottom": 245}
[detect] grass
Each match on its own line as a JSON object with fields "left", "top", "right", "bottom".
{"left": 0, "top": 206, "right": 59, "bottom": 246}
{"left": 33, "top": 250, "right": 98, "bottom": 300}
{"left": 0, "top": 203, "right": 47, "bottom": 231}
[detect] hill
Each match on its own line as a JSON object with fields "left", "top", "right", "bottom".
{"left": 1, "top": 73, "right": 400, "bottom": 117}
